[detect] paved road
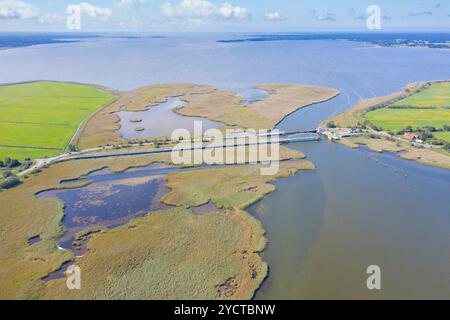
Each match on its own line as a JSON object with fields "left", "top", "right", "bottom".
{"left": 18, "top": 131, "right": 319, "bottom": 177}
{"left": 17, "top": 144, "right": 143, "bottom": 177}
{"left": 361, "top": 129, "right": 439, "bottom": 149}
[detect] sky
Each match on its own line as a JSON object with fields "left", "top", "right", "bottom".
{"left": 0, "top": 0, "right": 450, "bottom": 32}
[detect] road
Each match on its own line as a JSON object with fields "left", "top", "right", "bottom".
{"left": 326, "top": 127, "right": 441, "bottom": 149}
{"left": 17, "top": 130, "right": 319, "bottom": 177}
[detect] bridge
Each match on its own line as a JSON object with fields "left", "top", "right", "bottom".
{"left": 226, "top": 128, "right": 318, "bottom": 138}
{"left": 71, "top": 132, "right": 321, "bottom": 160}
{"left": 281, "top": 129, "right": 318, "bottom": 135}
{"left": 18, "top": 128, "right": 321, "bottom": 175}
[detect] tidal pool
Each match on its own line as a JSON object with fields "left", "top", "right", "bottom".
{"left": 27, "top": 235, "right": 41, "bottom": 246}
{"left": 191, "top": 200, "right": 224, "bottom": 215}
{"left": 225, "top": 87, "right": 269, "bottom": 105}
{"left": 115, "top": 96, "right": 222, "bottom": 139}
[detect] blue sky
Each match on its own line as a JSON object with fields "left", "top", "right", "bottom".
{"left": 1, "top": 0, "right": 450, "bottom": 32}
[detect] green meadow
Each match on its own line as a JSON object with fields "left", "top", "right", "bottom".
{"left": 434, "top": 132, "right": 450, "bottom": 142}
{"left": 365, "top": 108, "right": 450, "bottom": 131}
{"left": 365, "top": 82, "right": 450, "bottom": 142}
{"left": 0, "top": 82, "right": 114, "bottom": 160}
{"left": 390, "top": 82, "right": 450, "bottom": 108}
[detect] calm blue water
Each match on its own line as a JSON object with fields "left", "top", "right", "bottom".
{"left": 116, "top": 96, "right": 222, "bottom": 139}
{"left": 3, "top": 33, "right": 449, "bottom": 299}
{"left": 1, "top": 33, "right": 449, "bottom": 95}
{"left": 223, "top": 86, "right": 269, "bottom": 105}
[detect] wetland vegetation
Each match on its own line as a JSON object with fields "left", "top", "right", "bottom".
{"left": 0, "top": 145, "right": 311, "bottom": 299}
{"left": 0, "top": 79, "right": 332, "bottom": 299}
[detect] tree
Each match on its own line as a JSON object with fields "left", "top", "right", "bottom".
{"left": 20, "top": 159, "right": 33, "bottom": 170}
{"left": 444, "top": 143, "right": 450, "bottom": 151}
{"left": 2, "top": 171, "right": 13, "bottom": 179}
{"left": 2, "top": 158, "right": 20, "bottom": 168}
{"left": 326, "top": 121, "right": 337, "bottom": 129}
{"left": 403, "top": 126, "right": 413, "bottom": 133}
{"left": 418, "top": 126, "right": 436, "bottom": 133}
{"left": 443, "top": 125, "right": 450, "bottom": 132}
{"left": 372, "top": 126, "right": 382, "bottom": 132}
{"left": 68, "top": 144, "right": 79, "bottom": 152}
{"left": 419, "top": 132, "right": 433, "bottom": 141}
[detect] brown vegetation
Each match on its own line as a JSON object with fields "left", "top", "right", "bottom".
{"left": 77, "top": 83, "right": 339, "bottom": 149}
{"left": 181, "top": 84, "right": 339, "bottom": 129}
{"left": 0, "top": 142, "right": 308, "bottom": 299}
{"left": 76, "top": 84, "right": 215, "bottom": 149}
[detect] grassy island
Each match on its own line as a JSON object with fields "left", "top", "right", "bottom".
{"left": 76, "top": 83, "right": 339, "bottom": 149}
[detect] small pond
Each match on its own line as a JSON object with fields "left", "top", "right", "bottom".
{"left": 115, "top": 97, "right": 222, "bottom": 139}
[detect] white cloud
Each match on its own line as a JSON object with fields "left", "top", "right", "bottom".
{"left": 0, "top": 0, "right": 112, "bottom": 26}
{"left": 117, "top": 0, "right": 146, "bottom": 8}
{"left": 264, "top": 11, "right": 286, "bottom": 21}
{"left": 79, "top": 2, "right": 113, "bottom": 21}
{"left": 161, "top": 0, "right": 250, "bottom": 21}
{"left": 188, "top": 18, "right": 203, "bottom": 26}
{"left": 0, "top": 0, "right": 39, "bottom": 19}
{"left": 39, "top": 13, "right": 63, "bottom": 24}
{"left": 310, "top": 10, "right": 336, "bottom": 22}
{"left": 351, "top": 8, "right": 392, "bottom": 21}
{"left": 231, "top": 5, "right": 248, "bottom": 19}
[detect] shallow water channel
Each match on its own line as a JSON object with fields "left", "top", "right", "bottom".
{"left": 250, "top": 97, "right": 450, "bottom": 299}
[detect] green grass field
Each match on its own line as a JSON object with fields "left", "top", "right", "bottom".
{"left": 390, "top": 82, "right": 450, "bottom": 108}
{"left": 0, "top": 82, "right": 114, "bottom": 160}
{"left": 365, "top": 82, "right": 450, "bottom": 142}
{"left": 434, "top": 132, "right": 450, "bottom": 142}
{"left": 365, "top": 109, "right": 450, "bottom": 131}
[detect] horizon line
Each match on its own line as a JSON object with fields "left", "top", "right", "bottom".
{"left": 2, "top": 30, "right": 450, "bottom": 34}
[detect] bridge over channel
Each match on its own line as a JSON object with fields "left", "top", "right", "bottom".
{"left": 18, "top": 129, "right": 321, "bottom": 176}
{"left": 71, "top": 130, "right": 320, "bottom": 160}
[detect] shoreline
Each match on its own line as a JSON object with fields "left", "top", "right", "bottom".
{"left": 338, "top": 135, "right": 450, "bottom": 170}
{"left": 321, "top": 80, "right": 450, "bottom": 170}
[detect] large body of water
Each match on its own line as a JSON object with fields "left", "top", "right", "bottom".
{"left": 2, "top": 33, "right": 449, "bottom": 299}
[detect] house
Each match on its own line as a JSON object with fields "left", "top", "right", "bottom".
{"left": 403, "top": 133, "right": 419, "bottom": 140}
